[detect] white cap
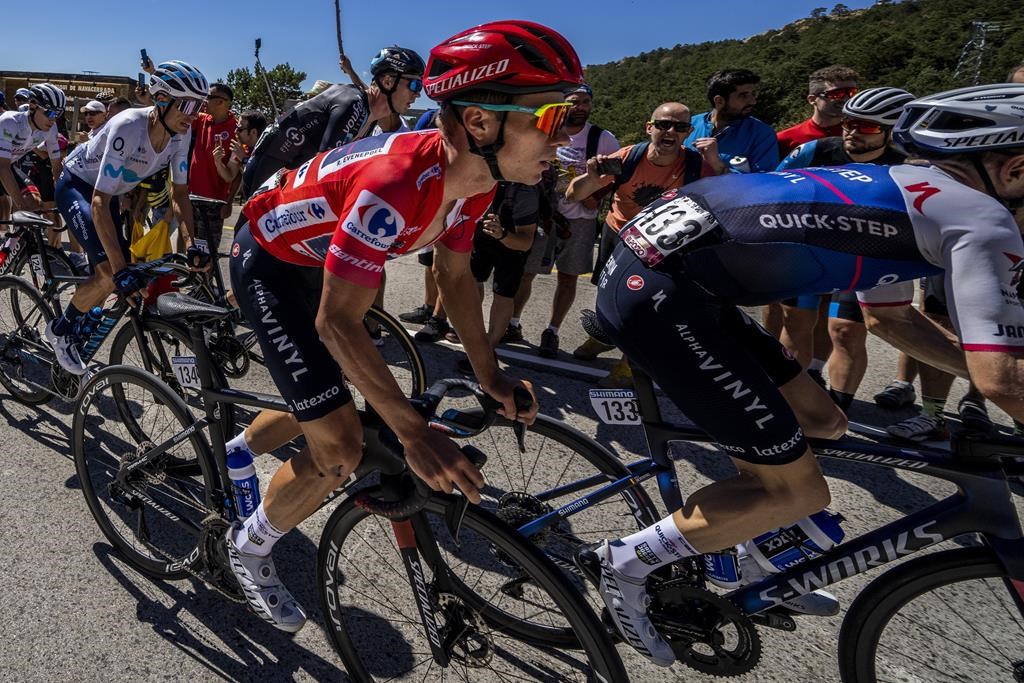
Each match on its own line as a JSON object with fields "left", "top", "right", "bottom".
{"left": 80, "top": 100, "right": 106, "bottom": 113}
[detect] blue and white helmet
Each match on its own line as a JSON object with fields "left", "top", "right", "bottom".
{"left": 28, "top": 83, "right": 67, "bottom": 112}
{"left": 893, "top": 83, "right": 1024, "bottom": 155}
{"left": 843, "top": 87, "right": 915, "bottom": 126}
{"left": 149, "top": 60, "right": 210, "bottom": 100}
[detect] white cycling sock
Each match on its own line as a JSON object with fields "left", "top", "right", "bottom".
{"left": 226, "top": 430, "right": 250, "bottom": 454}
{"left": 232, "top": 501, "right": 285, "bottom": 557}
{"left": 608, "top": 514, "right": 699, "bottom": 579}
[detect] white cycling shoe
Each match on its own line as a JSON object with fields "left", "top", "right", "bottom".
{"left": 44, "top": 320, "right": 86, "bottom": 375}
{"left": 225, "top": 534, "right": 307, "bottom": 633}
{"left": 577, "top": 541, "right": 675, "bottom": 667}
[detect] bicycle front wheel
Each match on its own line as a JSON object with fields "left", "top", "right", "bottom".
{"left": 318, "top": 495, "right": 628, "bottom": 682}
{"left": 0, "top": 275, "right": 55, "bottom": 405}
{"left": 838, "top": 546, "right": 1024, "bottom": 682}
{"left": 363, "top": 305, "right": 427, "bottom": 399}
{"left": 73, "top": 365, "right": 220, "bottom": 580}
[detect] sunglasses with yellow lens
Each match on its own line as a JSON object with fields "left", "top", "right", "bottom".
{"left": 451, "top": 100, "right": 573, "bottom": 138}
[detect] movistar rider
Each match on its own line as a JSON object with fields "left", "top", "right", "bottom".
{"left": 0, "top": 83, "right": 66, "bottom": 212}
{"left": 47, "top": 60, "right": 208, "bottom": 375}
{"left": 241, "top": 46, "right": 424, "bottom": 198}
{"left": 580, "top": 83, "right": 1024, "bottom": 666}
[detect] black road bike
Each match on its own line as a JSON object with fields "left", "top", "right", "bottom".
{"left": 72, "top": 292, "right": 628, "bottom": 682}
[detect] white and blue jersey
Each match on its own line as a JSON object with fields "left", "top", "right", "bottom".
{"left": 63, "top": 107, "right": 190, "bottom": 196}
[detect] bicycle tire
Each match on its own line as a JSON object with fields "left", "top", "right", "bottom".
{"left": 10, "top": 243, "right": 81, "bottom": 293}
{"left": 108, "top": 316, "right": 234, "bottom": 438}
{"left": 838, "top": 546, "right": 1024, "bottom": 682}
{"left": 73, "top": 364, "right": 220, "bottom": 580}
{"left": 0, "top": 275, "right": 55, "bottom": 405}
{"left": 318, "top": 494, "right": 628, "bottom": 682}
{"left": 364, "top": 305, "right": 427, "bottom": 399}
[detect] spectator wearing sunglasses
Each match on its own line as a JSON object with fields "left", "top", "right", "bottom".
{"left": 188, "top": 83, "right": 238, "bottom": 263}
{"left": 684, "top": 69, "right": 778, "bottom": 173}
{"left": 241, "top": 46, "right": 424, "bottom": 199}
{"left": 47, "top": 60, "right": 209, "bottom": 376}
{"left": 78, "top": 100, "right": 107, "bottom": 142}
{"left": 515, "top": 83, "right": 620, "bottom": 358}
{"left": 777, "top": 66, "right": 860, "bottom": 157}
{"left": 566, "top": 102, "right": 720, "bottom": 385}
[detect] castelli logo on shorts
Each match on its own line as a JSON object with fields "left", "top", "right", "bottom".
{"left": 627, "top": 275, "right": 645, "bottom": 291}
{"left": 231, "top": 243, "right": 240, "bottom": 258}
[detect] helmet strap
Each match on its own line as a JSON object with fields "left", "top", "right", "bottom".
{"left": 154, "top": 99, "right": 179, "bottom": 137}
{"left": 972, "top": 155, "right": 1024, "bottom": 214}
{"left": 374, "top": 73, "right": 401, "bottom": 115}
{"left": 454, "top": 106, "right": 507, "bottom": 182}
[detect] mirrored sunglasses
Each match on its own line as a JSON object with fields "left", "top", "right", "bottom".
{"left": 818, "top": 86, "right": 859, "bottom": 102}
{"left": 649, "top": 120, "right": 692, "bottom": 133}
{"left": 451, "top": 100, "right": 573, "bottom": 138}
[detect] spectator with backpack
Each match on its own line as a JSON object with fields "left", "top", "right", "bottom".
{"left": 510, "top": 84, "right": 619, "bottom": 358}
{"left": 566, "top": 101, "right": 725, "bottom": 384}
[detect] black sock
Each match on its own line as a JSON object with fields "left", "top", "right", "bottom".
{"left": 52, "top": 302, "right": 85, "bottom": 337}
{"left": 830, "top": 389, "right": 854, "bottom": 412}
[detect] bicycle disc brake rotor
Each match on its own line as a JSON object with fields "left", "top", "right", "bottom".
{"left": 650, "top": 580, "right": 760, "bottom": 677}
{"left": 437, "top": 593, "right": 493, "bottom": 667}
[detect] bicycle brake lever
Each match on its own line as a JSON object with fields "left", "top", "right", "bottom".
{"left": 445, "top": 445, "right": 489, "bottom": 545}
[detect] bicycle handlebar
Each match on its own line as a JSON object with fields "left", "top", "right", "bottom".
{"left": 352, "top": 378, "right": 534, "bottom": 519}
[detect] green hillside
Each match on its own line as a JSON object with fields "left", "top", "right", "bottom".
{"left": 584, "top": 0, "right": 1024, "bottom": 144}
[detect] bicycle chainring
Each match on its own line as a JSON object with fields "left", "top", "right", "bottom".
{"left": 210, "top": 334, "right": 249, "bottom": 378}
{"left": 437, "top": 593, "right": 493, "bottom": 668}
{"left": 650, "top": 579, "right": 760, "bottom": 677}
{"left": 51, "top": 363, "right": 79, "bottom": 400}
{"left": 199, "top": 515, "right": 246, "bottom": 603}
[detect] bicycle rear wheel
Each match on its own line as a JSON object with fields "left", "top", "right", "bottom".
{"left": 838, "top": 546, "right": 1024, "bottom": 682}
{"left": 318, "top": 495, "right": 628, "bottom": 682}
{"left": 0, "top": 275, "right": 55, "bottom": 405}
{"left": 73, "top": 365, "right": 220, "bottom": 579}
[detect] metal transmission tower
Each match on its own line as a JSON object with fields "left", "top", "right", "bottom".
{"left": 954, "top": 21, "right": 1009, "bottom": 85}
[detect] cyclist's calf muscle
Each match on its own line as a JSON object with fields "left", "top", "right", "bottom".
{"left": 966, "top": 350, "right": 1024, "bottom": 421}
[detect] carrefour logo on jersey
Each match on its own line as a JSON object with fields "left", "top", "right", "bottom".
{"left": 257, "top": 197, "right": 338, "bottom": 240}
{"left": 341, "top": 190, "right": 405, "bottom": 251}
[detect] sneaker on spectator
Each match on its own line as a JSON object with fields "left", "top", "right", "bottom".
{"left": 444, "top": 330, "right": 461, "bottom": 345}
{"left": 873, "top": 381, "right": 916, "bottom": 410}
{"left": 573, "top": 336, "right": 615, "bottom": 360}
{"left": 539, "top": 328, "right": 559, "bottom": 358}
{"left": 957, "top": 395, "right": 992, "bottom": 433}
{"left": 501, "top": 323, "right": 524, "bottom": 344}
{"left": 399, "top": 304, "right": 434, "bottom": 324}
{"left": 414, "top": 316, "right": 449, "bottom": 343}
{"left": 886, "top": 414, "right": 949, "bottom": 442}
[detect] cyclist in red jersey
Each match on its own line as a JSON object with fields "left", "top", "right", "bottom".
{"left": 223, "top": 20, "right": 583, "bottom": 632}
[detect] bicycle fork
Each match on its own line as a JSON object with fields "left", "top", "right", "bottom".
{"left": 394, "top": 517, "right": 451, "bottom": 667}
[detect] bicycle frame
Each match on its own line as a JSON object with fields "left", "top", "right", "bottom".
{"left": 514, "top": 366, "right": 1024, "bottom": 615}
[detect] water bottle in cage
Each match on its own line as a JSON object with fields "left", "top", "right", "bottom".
{"left": 78, "top": 307, "right": 119, "bottom": 363}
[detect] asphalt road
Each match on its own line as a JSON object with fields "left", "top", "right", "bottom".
{"left": 2, "top": 219, "right": 1021, "bottom": 682}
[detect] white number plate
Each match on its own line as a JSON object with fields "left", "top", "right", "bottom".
{"left": 589, "top": 389, "right": 640, "bottom": 425}
{"left": 171, "top": 356, "right": 200, "bottom": 388}
{"left": 618, "top": 194, "right": 718, "bottom": 267}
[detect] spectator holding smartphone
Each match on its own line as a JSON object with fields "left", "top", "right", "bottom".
{"left": 567, "top": 102, "right": 722, "bottom": 384}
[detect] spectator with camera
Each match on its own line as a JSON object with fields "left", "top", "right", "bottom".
{"left": 566, "top": 101, "right": 723, "bottom": 385}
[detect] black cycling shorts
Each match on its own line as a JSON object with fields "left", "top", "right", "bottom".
{"left": 827, "top": 290, "right": 864, "bottom": 324}
{"left": 229, "top": 223, "right": 353, "bottom": 421}
{"left": 0, "top": 163, "right": 38, "bottom": 198}
{"left": 470, "top": 232, "right": 530, "bottom": 298}
{"left": 596, "top": 243, "right": 806, "bottom": 464}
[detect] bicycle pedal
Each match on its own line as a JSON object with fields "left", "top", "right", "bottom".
{"left": 749, "top": 608, "right": 796, "bottom": 632}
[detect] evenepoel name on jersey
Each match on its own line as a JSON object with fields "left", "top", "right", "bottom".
{"left": 255, "top": 197, "right": 338, "bottom": 240}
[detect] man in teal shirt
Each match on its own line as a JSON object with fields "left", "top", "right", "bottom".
{"left": 684, "top": 68, "right": 778, "bottom": 173}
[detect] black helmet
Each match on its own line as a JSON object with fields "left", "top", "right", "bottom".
{"left": 370, "top": 46, "right": 425, "bottom": 78}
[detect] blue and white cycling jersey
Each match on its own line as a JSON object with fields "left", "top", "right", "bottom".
{"left": 621, "top": 162, "right": 1024, "bottom": 353}
{"left": 63, "top": 107, "right": 190, "bottom": 196}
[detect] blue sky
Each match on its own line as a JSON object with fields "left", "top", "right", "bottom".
{"left": 2, "top": 0, "right": 876, "bottom": 90}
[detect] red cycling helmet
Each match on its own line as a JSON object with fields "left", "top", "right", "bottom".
{"left": 424, "top": 20, "right": 583, "bottom": 100}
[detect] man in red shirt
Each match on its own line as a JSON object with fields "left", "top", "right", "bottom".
{"left": 776, "top": 65, "right": 859, "bottom": 157}
{"left": 188, "top": 82, "right": 237, "bottom": 262}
